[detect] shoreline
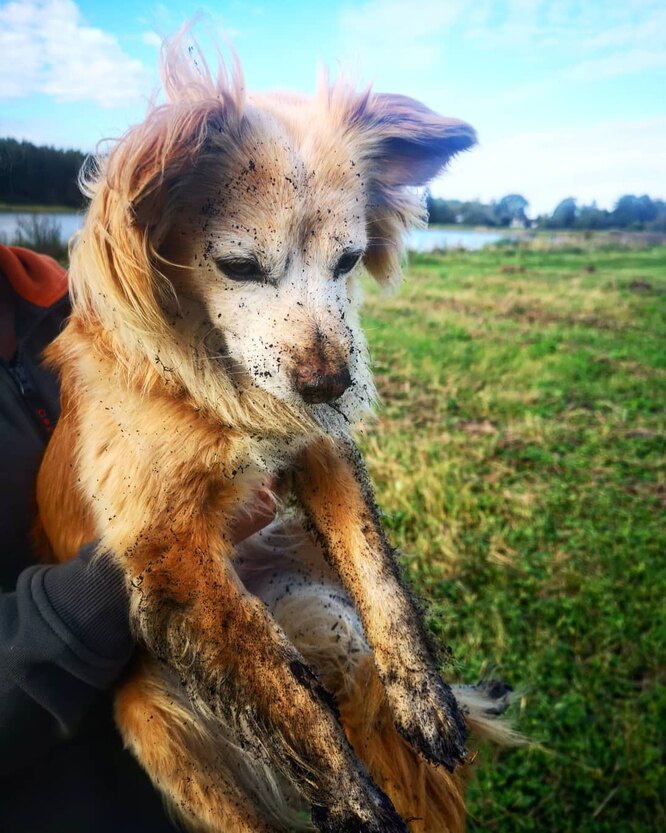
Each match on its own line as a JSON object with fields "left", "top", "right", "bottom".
{"left": 0, "top": 203, "right": 84, "bottom": 214}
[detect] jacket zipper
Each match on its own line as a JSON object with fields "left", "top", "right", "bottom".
{"left": 4, "top": 349, "right": 55, "bottom": 439}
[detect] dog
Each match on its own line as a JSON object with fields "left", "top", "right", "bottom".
{"left": 36, "top": 27, "right": 511, "bottom": 833}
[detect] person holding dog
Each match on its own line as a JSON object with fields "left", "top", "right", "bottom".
{"left": 0, "top": 243, "right": 275, "bottom": 831}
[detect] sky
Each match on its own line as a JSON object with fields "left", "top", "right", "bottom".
{"left": 1, "top": 0, "right": 665, "bottom": 216}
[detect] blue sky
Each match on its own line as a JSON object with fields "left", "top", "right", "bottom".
{"left": 1, "top": 0, "right": 664, "bottom": 215}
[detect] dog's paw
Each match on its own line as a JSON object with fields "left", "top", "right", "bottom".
{"left": 387, "top": 673, "right": 468, "bottom": 771}
{"left": 311, "top": 793, "right": 409, "bottom": 833}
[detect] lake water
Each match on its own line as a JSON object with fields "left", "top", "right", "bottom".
{"left": 0, "top": 211, "right": 508, "bottom": 252}
{"left": 0, "top": 211, "right": 84, "bottom": 243}
{"left": 407, "top": 227, "right": 509, "bottom": 251}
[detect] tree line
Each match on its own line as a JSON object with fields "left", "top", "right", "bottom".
{"left": 427, "top": 191, "right": 666, "bottom": 232}
{"left": 0, "top": 138, "right": 86, "bottom": 207}
{"left": 2, "top": 138, "right": 665, "bottom": 231}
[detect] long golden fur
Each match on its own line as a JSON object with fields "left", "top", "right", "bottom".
{"left": 36, "top": 25, "right": 512, "bottom": 833}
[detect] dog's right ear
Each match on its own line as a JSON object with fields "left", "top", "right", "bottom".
{"left": 71, "top": 27, "right": 244, "bottom": 343}
{"left": 124, "top": 107, "right": 224, "bottom": 236}
{"left": 128, "top": 25, "right": 245, "bottom": 234}
{"left": 73, "top": 103, "right": 230, "bottom": 342}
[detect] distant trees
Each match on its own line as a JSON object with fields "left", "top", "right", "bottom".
{"left": 426, "top": 190, "right": 666, "bottom": 231}
{"left": 425, "top": 192, "right": 529, "bottom": 227}
{"left": 538, "top": 195, "right": 666, "bottom": 231}
{"left": 495, "top": 194, "right": 529, "bottom": 227}
{"left": 0, "top": 138, "right": 86, "bottom": 207}
{"left": 11, "top": 214, "right": 68, "bottom": 261}
{"left": 612, "top": 194, "right": 659, "bottom": 228}
{"left": 548, "top": 197, "right": 577, "bottom": 229}
{"left": 424, "top": 194, "right": 459, "bottom": 224}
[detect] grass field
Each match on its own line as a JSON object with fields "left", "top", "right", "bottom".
{"left": 0, "top": 202, "right": 79, "bottom": 213}
{"left": 359, "top": 243, "right": 665, "bottom": 832}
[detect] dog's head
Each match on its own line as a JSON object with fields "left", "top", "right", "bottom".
{"left": 71, "top": 29, "right": 475, "bottom": 432}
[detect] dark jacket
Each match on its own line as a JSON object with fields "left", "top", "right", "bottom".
{"left": 0, "top": 245, "right": 173, "bottom": 831}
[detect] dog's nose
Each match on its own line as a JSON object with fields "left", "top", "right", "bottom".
{"left": 295, "top": 366, "right": 352, "bottom": 404}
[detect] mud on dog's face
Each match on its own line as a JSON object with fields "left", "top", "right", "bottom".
{"left": 162, "top": 113, "right": 369, "bottom": 412}
{"left": 146, "top": 87, "right": 476, "bottom": 415}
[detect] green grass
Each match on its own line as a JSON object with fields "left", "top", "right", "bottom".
{"left": 359, "top": 243, "right": 666, "bottom": 832}
{"left": 0, "top": 202, "right": 79, "bottom": 213}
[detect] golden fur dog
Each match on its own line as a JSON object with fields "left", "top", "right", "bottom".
{"left": 36, "top": 29, "right": 511, "bottom": 833}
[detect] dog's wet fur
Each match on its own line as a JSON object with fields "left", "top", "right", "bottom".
{"left": 36, "top": 25, "right": 514, "bottom": 833}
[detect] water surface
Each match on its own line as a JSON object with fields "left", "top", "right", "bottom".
{"left": 0, "top": 212, "right": 508, "bottom": 252}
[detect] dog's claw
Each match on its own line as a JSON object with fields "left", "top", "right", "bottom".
{"left": 311, "top": 788, "right": 408, "bottom": 833}
{"left": 388, "top": 674, "right": 468, "bottom": 771}
{"left": 312, "top": 806, "right": 409, "bottom": 833}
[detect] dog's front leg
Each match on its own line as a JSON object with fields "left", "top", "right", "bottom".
{"left": 127, "top": 531, "right": 409, "bottom": 833}
{"left": 294, "top": 439, "right": 468, "bottom": 772}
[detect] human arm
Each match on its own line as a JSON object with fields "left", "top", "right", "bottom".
{"left": 0, "top": 545, "right": 132, "bottom": 772}
{"left": 0, "top": 484, "right": 276, "bottom": 773}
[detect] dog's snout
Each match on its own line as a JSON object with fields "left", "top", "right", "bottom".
{"left": 295, "top": 366, "right": 352, "bottom": 404}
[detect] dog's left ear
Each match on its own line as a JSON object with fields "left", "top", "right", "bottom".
{"left": 361, "top": 93, "right": 477, "bottom": 189}
{"left": 349, "top": 92, "right": 476, "bottom": 287}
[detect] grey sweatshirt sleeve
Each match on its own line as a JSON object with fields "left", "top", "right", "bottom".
{"left": 0, "top": 544, "right": 134, "bottom": 773}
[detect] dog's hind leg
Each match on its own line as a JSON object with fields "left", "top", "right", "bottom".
{"left": 115, "top": 653, "right": 308, "bottom": 833}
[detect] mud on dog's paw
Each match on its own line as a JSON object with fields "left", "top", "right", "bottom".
{"left": 387, "top": 672, "right": 468, "bottom": 771}
{"left": 311, "top": 789, "right": 408, "bottom": 833}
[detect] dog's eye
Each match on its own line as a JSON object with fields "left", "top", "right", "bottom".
{"left": 215, "top": 257, "right": 265, "bottom": 283}
{"left": 334, "top": 251, "right": 363, "bottom": 278}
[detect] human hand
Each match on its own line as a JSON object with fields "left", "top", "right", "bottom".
{"left": 230, "top": 477, "right": 277, "bottom": 545}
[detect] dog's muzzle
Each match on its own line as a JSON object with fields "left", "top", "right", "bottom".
{"left": 294, "top": 366, "right": 352, "bottom": 404}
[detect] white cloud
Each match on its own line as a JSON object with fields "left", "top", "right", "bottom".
{"left": 564, "top": 50, "right": 666, "bottom": 82}
{"left": 141, "top": 30, "right": 162, "bottom": 49}
{"left": 338, "top": 0, "right": 466, "bottom": 72}
{"left": 582, "top": 6, "right": 666, "bottom": 50}
{"left": 0, "top": 0, "right": 151, "bottom": 107}
{"left": 339, "top": 0, "right": 666, "bottom": 80}
{"left": 431, "top": 116, "right": 666, "bottom": 215}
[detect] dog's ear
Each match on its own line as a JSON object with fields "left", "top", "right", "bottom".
{"left": 74, "top": 104, "right": 228, "bottom": 340}
{"left": 69, "top": 26, "right": 245, "bottom": 346}
{"left": 361, "top": 93, "right": 477, "bottom": 189}
{"left": 126, "top": 112, "right": 217, "bottom": 235}
{"left": 349, "top": 92, "right": 476, "bottom": 288}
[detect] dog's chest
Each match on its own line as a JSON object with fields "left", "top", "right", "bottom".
{"left": 233, "top": 436, "right": 302, "bottom": 482}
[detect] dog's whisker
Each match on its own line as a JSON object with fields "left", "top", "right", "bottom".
{"left": 366, "top": 236, "right": 400, "bottom": 248}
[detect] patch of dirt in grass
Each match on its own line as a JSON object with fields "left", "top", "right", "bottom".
{"left": 625, "top": 428, "right": 658, "bottom": 439}
{"left": 622, "top": 480, "right": 666, "bottom": 509}
{"left": 372, "top": 376, "right": 448, "bottom": 432}
{"left": 502, "top": 304, "right": 624, "bottom": 331}
{"left": 599, "top": 358, "right": 666, "bottom": 379}
{"left": 628, "top": 278, "right": 653, "bottom": 293}
{"left": 458, "top": 419, "right": 498, "bottom": 435}
{"left": 416, "top": 295, "right": 628, "bottom": 332}
{"left": 498, "top": 265, "right": 527, "bottom": 274}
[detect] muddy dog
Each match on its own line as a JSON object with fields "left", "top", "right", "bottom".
{"left": 37, "top": 29, "right": 510, "bottom": 833}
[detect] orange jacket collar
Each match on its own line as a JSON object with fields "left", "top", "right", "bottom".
{"left": 0, "top": 245, "right": 67, "bottom": 308}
